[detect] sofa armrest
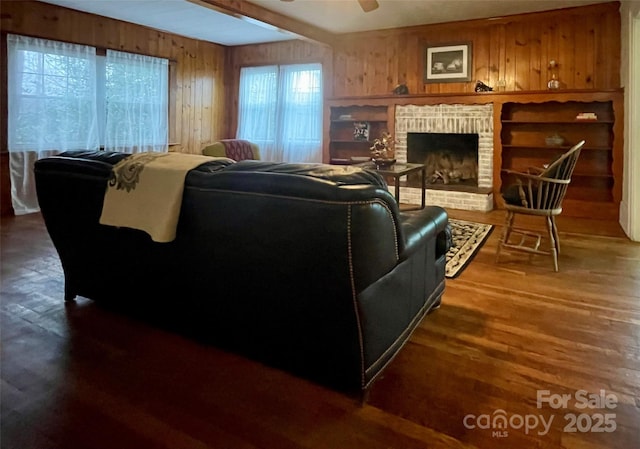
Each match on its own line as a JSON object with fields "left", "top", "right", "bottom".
{"left": 398, "top": 206, "right": 450, "bottom": 260}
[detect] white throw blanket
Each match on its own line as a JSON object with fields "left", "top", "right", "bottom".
{"left": 99, "top": 152, "right": 223, "bottom": 242}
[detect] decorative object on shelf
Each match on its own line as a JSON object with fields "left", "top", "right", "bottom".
{"left": 423, "top": 42, "right": 472, "bottom": 83}
{"left": 547, "top": 59, "right": 560, "bottom": 90}
{"left": 353, "top": 121, "right": 370, "bottom": 141}
{"left": 393, "top": 83, "right": 409, "bottom": 95}
{"left": 474, "top": 80, "right": 493, "bottom": 92}
{"left": 576, "top": 112, "right": 598, "bottom": 121}
{"left": 370, "top": 131, "right": 396, "bottom": 168}
{"left": 544, "top": 133, "right": 565, "bottom": 147}
{"left": 370, "top": 131, "right": 395, "bottom": 158}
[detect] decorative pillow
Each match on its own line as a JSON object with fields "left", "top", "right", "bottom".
{"left": 202, "top": 140, "right": 260, "bottom": 161}
{"left": 502, "top": 184, "right": 535, "bottom": 207}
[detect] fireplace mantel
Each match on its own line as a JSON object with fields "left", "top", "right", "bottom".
{"left": 327, "top": 89, "right": 623, "bottom": 106}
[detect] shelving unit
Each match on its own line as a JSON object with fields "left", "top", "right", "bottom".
{"left": 499, "top": 98, "right": 621, "bottom": 219}
{"left": 325, "top": 90, "right": 623, "bottom": 220}
{"left": 327, "top": 105, "right": 390, "bottom": 164}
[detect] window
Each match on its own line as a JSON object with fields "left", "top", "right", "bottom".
{"left": 7, "top": 35, "right": 99, "bottom": 152}
{"left": 103, "top": 50, "right": 168, "bottom": 152}
{"left": 237, "top": 63, "right": 323, "bottom": 163}
{"left": 7, "top": 33, "right": 168, "bottom": 214}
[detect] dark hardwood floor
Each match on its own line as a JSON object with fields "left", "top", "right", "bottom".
{"left": 1, "top": 210, "right": 639, "bottom": 449}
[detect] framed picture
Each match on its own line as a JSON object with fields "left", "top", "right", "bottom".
{"left": 353, "top": 121, "right": 370, "bottom": 141}
{"left": 423, "top": 42, "right": 472, "bottom": 83}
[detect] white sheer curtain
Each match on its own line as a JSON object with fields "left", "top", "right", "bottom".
{"left": 237, "top": 63, "right": 323, "bottom": 163}
{"left": 237, "top": 65, "right": 278, "bottom": 159}
{"left": 7, "top": 34, "right": 99, "bottom": 215}
{"left": 104, "top": 50, "right": 168, "bottom": 153}
{"left": 279, "top": 64, "right": 323, "bottom": 163}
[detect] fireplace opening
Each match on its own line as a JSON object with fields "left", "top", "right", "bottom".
{"left": 407, "top": 132, "right": 479, "bottom": 187}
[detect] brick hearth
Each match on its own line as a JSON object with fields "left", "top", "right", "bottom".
{"left": 394, "top": 104, "right": 494, "bottom": 211}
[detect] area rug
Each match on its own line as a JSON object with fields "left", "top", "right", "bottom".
{"left": 446, "top": 219, "right": 493, "bottom": 278}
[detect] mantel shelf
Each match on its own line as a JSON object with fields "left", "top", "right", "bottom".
{"left": 328, "top": 88, "right": 624, "bottom": 105}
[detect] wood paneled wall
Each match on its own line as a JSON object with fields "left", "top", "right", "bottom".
{"left": 0, "top": 0, "right": 227, "bottom": 154}
{"left": 0, "top": 2, "right": 622, "bottom": 148}
{"left": 226, "top": 2, "right": 621, "bottom": 131}
{"left": 331, "top": 2, "right": 621, "bottom": 97}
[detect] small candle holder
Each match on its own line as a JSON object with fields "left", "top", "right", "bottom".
{"left": 548, "top": 60, "right": 560, "bottom": 90}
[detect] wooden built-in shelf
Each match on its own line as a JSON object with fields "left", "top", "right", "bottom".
{"left": 325, "top": 89, "right": 624, "bottom": 220}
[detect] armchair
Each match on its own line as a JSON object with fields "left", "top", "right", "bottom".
{"left": 202, "top": 139, "right": 260, "bottom": 161}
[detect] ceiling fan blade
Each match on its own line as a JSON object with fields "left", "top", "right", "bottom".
{"left": 358, "top": 0, "right": 379, "bottom": 13}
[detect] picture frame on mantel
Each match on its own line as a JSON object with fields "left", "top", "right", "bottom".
{"left": 423, "top": 42, "right": 472, "bottom": 83}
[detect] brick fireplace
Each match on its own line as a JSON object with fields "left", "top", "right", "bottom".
{"left": 394, "top": 104, "right": 494, "bottom": 211}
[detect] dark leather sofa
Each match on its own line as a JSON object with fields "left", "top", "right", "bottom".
{"left": 34, "top": 150, "right": 451, "bottom": 395}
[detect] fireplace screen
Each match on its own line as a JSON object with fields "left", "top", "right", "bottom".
{"left": 407, "top": 132, "right": 479, "bottom": 187}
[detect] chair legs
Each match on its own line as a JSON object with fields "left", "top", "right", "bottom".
{"left": 495, "top": 210, "right": 561, "bottom": 272}
{"left": 550, "top": 216, "right": 561, "bottom": 255}
{"left": 495, "top": 210, "right": 514, "bottom": 263}
{"left": 545, "top": 216, "right": 559, "bottom": 272}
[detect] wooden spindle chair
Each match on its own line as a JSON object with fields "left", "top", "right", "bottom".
{"left": 495, "top": 140, "right": 584, "bottom": 272}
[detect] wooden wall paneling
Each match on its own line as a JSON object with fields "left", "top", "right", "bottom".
{"left": 513, "top": 20, "right": 531, "bottom": 91}
{"left": 492, "top": 24, "right": 507, "bottom": 91}
{"left": 332, "top": 48, "right": 347, "bottom": 99}
{"left": 329, "top": 2, "right": 620, "bottom": 98}
{"left": 600, "top": 9, "right": 622, "bottom": 88}
{"left": 472, "top": 29, "right": 490, "bottom": 88}
{"left": 362, "top": 41, "right": 374, "bottom": 95}
{"left": 395, "top": 35, "right": 408, "bottom": 91}
{"left": 369, "top": 37, "right": 388, "bottom": 95}
{"left": 224, "top": 50, "right": 238, "bottom": 139}
{"left": 168, "top": 61, "right": 178, "bottom": 146}
{"left": 539, "top": 23, "right": 550, "bottom": 91}
{"left": 203, "top": 51, "right": 215, "bottom": 147}
{"left": 577, "top": 15, "right": 596, "bottom": 89}
{"left": 346, "top": 43, "right": 363, "bottom": 94}
{"left": 528, "top": 23, "right": 543, "bottom": 91}
{"left": 173, "top": 55, "right": 185, "bottom": 149}
{"left": 181, "top": 45, "right": 193, "bottom": 152}
{"left": 404, "top": 34, "right": 419, "bottom": 94}
{"left": 194, "top": 45, "right": 205, "bottom": 150}
{"left": 504, "top": 21, "right": 518, "bottom": 91}
{"left": 545, "top": 20, "right": 560, "bottom": 90}
{"left": 557, "top": 15, "right": 575, "bottom": 89}
{"left": 385, "top": 37, "right": 399, "bottom": 91}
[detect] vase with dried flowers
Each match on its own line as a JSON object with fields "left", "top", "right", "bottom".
{"left": 370, "top": 132, "right": 396, "bottom": 168}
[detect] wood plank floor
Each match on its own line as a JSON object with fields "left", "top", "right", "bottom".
{"left": 1, "top": 210, "right": 639, "bottom": 449}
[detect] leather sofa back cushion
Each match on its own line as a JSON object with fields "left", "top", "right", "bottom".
{"left": 186, "top": 161, "right": 391, "bottom": 203}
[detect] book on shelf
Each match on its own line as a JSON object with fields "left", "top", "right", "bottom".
{"left": 576, "top": 112, "right": 598, "bottom": 121}
{"left": 353, "top": 122, "right": 370, "bottom": 141}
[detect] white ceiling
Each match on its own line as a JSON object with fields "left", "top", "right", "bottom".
{"left": 39, "top": 0, "right": 611, "bottom": 46}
